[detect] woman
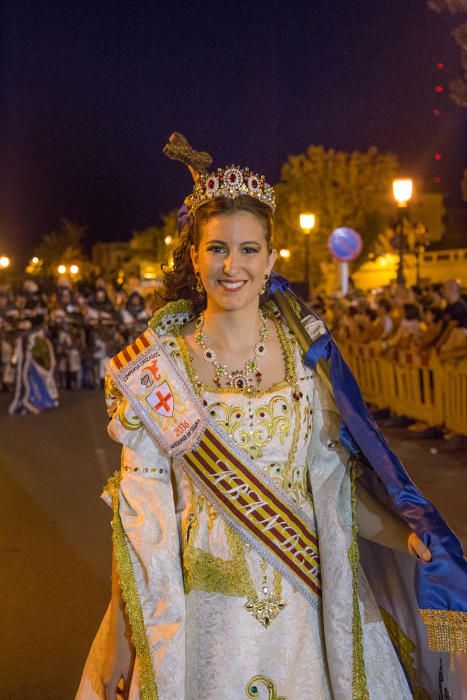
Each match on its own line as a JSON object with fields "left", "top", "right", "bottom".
{"left": 77, "top": 140, "right": 465, "bottom": 699}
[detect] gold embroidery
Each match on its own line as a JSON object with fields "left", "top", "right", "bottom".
{"left": 380, "top": 607, "right": 431, "bottom": 700}
{"left": 183, "top": 488, "right": 253, "bottom": 597}
{"left": 348, "top": 459, "right": 369, "bottom": 700}
{"left": 148, "top": 299, "right": 193, "bottom": 335}
{"left": 116, "top": 397, "right": 144, "bottom": 431}
{"left": 105, "top": 472, "right": 158, "bottom": 700}
{"left": 205, "top": 396, "right": 291, "bottom": 460}
{"left": 183, "top": 486, "right": 287, "bottom": 627}
{"left": 246, "top": 675, "right": 287, "bottom": 699}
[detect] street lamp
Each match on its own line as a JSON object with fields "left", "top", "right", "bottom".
{"left": 392, "top": 178, "right": 413, "bottom": 285}
{"left": 69, "top": 264, "right": 79, "bottom": 275}
{"left": 164, "top": 235, "right": 172, "bottom": 245}
{"left": 279, "top": 248, "right": 291, "bottom": 259}
{"left": 299, "top": 213, "right": 316, "bottom": 298}
{"left": 0, "top": 255, "right": 11, "bottom": 269}
{"left": 57, "top": 264, "right": 67, "bottom": 275}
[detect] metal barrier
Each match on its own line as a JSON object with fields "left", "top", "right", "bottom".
{"left": 340, "top": 342, "right": 466, "bottom": 435}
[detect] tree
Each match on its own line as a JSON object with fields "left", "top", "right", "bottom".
{"left": 428, "top": 0, "right": 467, "bottom": 107}
{"left": 34, "top": 219, "right": 87, "bottom": 275}
{"left": 274, "top": 146, "right": 399, "bottom": 284}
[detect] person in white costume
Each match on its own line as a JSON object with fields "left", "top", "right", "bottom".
{"left": 76, "top": 142, "right": 436, "bottom": 700}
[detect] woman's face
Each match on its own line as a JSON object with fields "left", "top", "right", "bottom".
{"left": 191, "top": 210, "right": 276, "bottom": 314}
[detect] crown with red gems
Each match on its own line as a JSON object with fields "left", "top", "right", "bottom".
{"left": 189, "top": 165, "right": 276, "bottom": 214}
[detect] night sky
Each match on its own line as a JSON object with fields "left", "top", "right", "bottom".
{"left": 1, "top": 1, "right": 465, "bottom": 263}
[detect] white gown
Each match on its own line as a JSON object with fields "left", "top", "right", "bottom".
{"left": 76, "top": 317, "right": 413, "bottom": 700}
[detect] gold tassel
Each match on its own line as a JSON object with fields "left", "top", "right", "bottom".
{"left": 420, "top": 608, "right": 467, "bottom": 655}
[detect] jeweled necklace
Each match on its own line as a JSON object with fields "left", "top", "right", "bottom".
{"left": 194, "top": 311, "right": 269, "bottom": 393}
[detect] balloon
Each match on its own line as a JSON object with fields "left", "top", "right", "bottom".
{"left": 328, "top": 227, "right": 362, "bottom": 262}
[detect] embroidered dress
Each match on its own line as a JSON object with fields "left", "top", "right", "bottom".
{"left": 76, "top": 312, "right": 413, "bottom": 700}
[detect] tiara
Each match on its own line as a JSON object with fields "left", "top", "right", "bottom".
{"left": 189, "top": 165, "right": 276, "bottom": 214}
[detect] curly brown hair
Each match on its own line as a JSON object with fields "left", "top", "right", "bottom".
{"left": 161, "top": 195, "right": 274, "bottom": 315}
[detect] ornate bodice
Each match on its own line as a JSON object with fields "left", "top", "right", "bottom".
{"left": 165, "top": 318, "right": 315, "bottom": 510}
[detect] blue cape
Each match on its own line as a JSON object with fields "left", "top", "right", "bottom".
{"left": 270, "top": 273, "right": 467, "bottom": 620}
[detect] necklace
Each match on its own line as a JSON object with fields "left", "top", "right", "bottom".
{"left": 194, "top": 311, "right": 269, "bottom": 393}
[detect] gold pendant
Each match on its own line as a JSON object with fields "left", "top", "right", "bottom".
{"left": 245, "top": 586, "right": 286, "bottom": 627}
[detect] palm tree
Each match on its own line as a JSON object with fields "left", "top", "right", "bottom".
{"left": 34, "top": 219, "right": 87, "bottom": 275}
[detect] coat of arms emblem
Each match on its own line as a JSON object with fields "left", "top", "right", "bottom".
{"left": 145, "top": 381, "right": 174, "bottom": 418}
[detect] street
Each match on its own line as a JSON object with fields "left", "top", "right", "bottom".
{"left": 0, "top": 391, "right": 465, "bottom": 699}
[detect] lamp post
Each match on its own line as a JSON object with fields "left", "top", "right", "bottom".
{"left": 392, "top": 178, "right": 413, "bottom": 286}
{"left": 299, "top": 213, "right": 316, "bottom": 298}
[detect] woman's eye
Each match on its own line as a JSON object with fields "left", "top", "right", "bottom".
{"left": 207, "top": 246, "right": 226, "bottom": 254}
{"left": 242, "top": 247, "right": 259, "bottom": 254}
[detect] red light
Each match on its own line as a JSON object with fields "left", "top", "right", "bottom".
{"left": 433, "top": 108, "right": 441, "bottom": 116}
{"left": 437, "top": 62, "right": 444, "bottom": 70}
{"left": 435, "top": 85, "right": 444, "bottom": 93}
{"left": 433, "top": 176, "right": 441, "bottom": 184}
{"left": 435, "top": 153, "right": 442, "bottom": 161}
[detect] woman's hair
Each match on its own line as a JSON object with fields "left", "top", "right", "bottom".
{"left": 377, "top": 298, "right": 392, "bottom": 313}
{"left": 403, "top": 303, "right": 420, "bottom": 321}
{"left": 161, "top": 195, "right": 274, "bottom": 314}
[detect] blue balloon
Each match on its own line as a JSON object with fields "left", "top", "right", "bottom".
{"left": 328, "top": 227, "right": 362, "bottom": 262}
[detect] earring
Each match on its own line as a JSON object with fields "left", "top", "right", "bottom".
{"left": 260, "top": 273, "right": 269, "bottom": 296}
{"left": 195, "top": 272, "right": 204, "bottom": 294}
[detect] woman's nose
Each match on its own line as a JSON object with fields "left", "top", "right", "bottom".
{"left": 223, "top": 252, "right": 240, "bottom": 274}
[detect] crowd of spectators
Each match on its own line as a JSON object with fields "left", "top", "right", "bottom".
{"left": 0, "top": 279, "right": 154, "bottom": 393}
{"left": 319, "top": 279, "right": 467, "bottom": 365}
{"left": 1, "top": 276, "right": 466, "bottom": 396}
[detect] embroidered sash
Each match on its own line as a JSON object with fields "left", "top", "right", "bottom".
{"left": 108, "top": 328, "right": 321, "bottom": 606}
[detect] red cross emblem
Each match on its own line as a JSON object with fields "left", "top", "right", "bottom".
{"left": 145, "top": 381, "right": 174, "bottom": 417}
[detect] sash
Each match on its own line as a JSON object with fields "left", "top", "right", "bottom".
{"left": 108, "top": 328, "right": 322, "bottom": 606}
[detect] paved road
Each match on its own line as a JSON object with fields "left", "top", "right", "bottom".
{"left": 0, "top": 391, "right": 465, "bottom": 699}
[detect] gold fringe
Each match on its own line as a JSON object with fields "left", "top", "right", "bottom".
{"left": 348, "top": 459, "right": 370, "bottom": 700}
{"left": 420, "top": 608, "right": 467, "bottom": 654}
{"left": 107, "top": 472, "right": 159, "bottom": 700}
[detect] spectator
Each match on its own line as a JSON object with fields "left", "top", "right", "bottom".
{"left": 385, "top": 303, "right": 422, "bottom": 350}
{"left": 415, "top": 307, "right": 446, "bottom": 352}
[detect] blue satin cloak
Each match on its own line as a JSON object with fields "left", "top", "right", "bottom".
{"left": 270, "top": 273, "right": 467, "bottom": 617}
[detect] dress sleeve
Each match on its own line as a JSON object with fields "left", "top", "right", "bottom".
{"left": 103, "top": 371, "right": 186, "bottom": 699}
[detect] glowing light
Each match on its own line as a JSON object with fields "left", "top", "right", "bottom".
{"left": 437, "top": 62, "right": 444, "bottom": 69}
{"left": 69, "top": 264, "right": 79, "bottom": 274}
{"left": 435, "top": 153, "right": 442, "bottom": 161}
{"left": 379, "top": 257, "right": 388, "bottom": 267}
{"left": 279, "top": 248, "right": 291, "bottom": 259}
{"left": 299, "top": 213, "right": 316, "bottom": 233}
{"left": 392, "top": 178, "right": 413, "bottom": 206}
{"left": 435, "top": 85, "right": 444, "bottom": 93}
{"left": 32, "top": 256, "right": 39, "bottom": 264}
{"left": 164, "top": 235, "right": 172, "bottom": 245}
{"left": 57, "top": 264, "right": 67, "bottom": 274}
{"left": 0, "top": 256, "right": 11, "bottom": 269}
